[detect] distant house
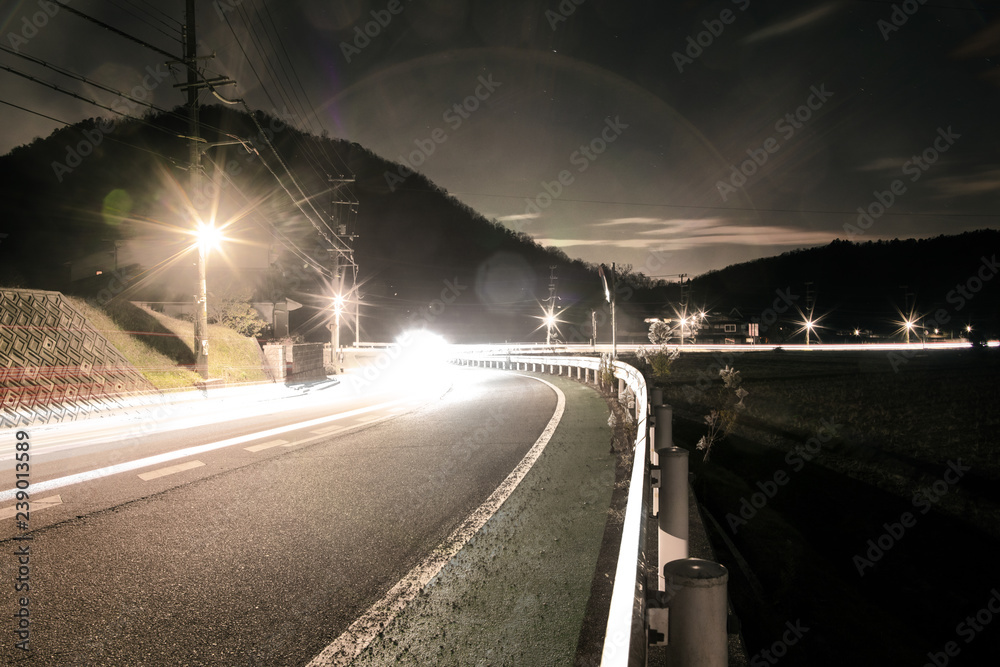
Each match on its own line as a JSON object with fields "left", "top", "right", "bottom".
{"left": 694, "top": 308, "right": 758, "bottom": 344}
{"left": 645, "top": 308, "right": 759, "bottom": 344}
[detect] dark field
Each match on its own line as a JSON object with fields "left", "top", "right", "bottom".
{"left": 646, "top": 347, "right": 1000, "bottom": 667}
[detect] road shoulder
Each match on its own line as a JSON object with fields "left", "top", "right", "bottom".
{"left": 350, "top": 372, "right": 614, "bottom": 666}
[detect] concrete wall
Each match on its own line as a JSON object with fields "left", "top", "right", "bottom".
{"left": 0, "top": 289, "right": 156, "bottom": 427}
{"left": 263, "top": 342, "right": 326, "bottom": 383}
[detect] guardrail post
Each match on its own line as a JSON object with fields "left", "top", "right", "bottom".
{"left": 660, "top": 558, "right": 729, "bottom": 665}
{"left": 657, "top": 446, "right": 688, "bottom": 590}
{"left": 653, "top": 404, "right": 673, "bottom": 451}
{"left": 651, "top": 387, "right": 663, "bottom": 407}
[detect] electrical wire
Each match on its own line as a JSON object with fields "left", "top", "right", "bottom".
{"left": 97, "top": 0, "right": 182, "bottom": 41}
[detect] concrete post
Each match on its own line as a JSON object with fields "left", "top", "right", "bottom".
{"left": 662, "top": 558, "right": 729, "bottom": 666}
{"left": 657, "top": 446, "right": 688, "bottom": 589}
{"left": 651, "top": 387, "right": 663, "bottom": 407}
{"left": 618, "top": 377, "right": 625, "bottom": 400}
{"left": 654, "top": 405, "right": 673, "bottom": 451}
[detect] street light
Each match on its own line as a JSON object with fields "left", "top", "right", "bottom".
{"left": 193, "top": 221, "right": 223, "bottom": 379}
{"left": 544, "top": 310, "right": 557, "bottom": 345}
{"left": 805, "top": 319, "right": 815, "bottom": 345}
{"left": 331, "top": 293, "right": 345, "bottom": 373}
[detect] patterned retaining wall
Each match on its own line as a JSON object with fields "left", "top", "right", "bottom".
{"left": 0, "top": 289, "right": 156, "bottom": 428}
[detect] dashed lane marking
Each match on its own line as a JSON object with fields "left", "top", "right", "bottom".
{"left": 244, "top": 439, "right": 290, "bottom": 453}
{"left": 0, "top": 494, "right": 63, "bottom": 521}
{"left": 137, "top": 460, "right": 205, "bottom": 481}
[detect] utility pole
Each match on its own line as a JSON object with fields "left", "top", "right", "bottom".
{"left": 598, "top": 263, "right": 616, "bottom": 356}
{"left": 176, "top": 0, "right": 234, "bottom": 379}
{"left": 678, "top": 273, "right": 688, "bottom": 346}
{"left": 329, "top": 175, "right": 359, "bottom": 347}
{"left": 611, "top": 262, "right": 617, "bottom": 358}
{"left": 900, "top": 285, "right": 915, "bottom": 343}
{"left": 183, "top": 0, "right": 207, "bottom": 378}
{"left": 543, "top": 265, "right": 559, "bottom": 345}
{"left": 804, "top": 281, "right": 815, "bottom": 345}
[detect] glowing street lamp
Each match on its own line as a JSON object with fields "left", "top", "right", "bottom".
{"left": 193, "top": 221, "right": 224, "bottom": 379}
{"left": 905, "top": 319, "right": 915, "bottom": 344}
{"left": 330, "top": 293, "right": 346, "bottom": 372}
{"left": 805, "top": 319, "right": 815, "bottom": 345}
{"left": 544, "top": 309, "right": 557, "bottom": 345}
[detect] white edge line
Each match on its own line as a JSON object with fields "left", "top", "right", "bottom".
{"left": 0, "top": 397, "right": 413, "bottom": 503}
{"left": 305, "top": 374, "right": 567, "bottom": 667}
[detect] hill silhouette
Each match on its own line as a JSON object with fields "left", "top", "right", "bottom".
{"left": 688, "top": 231, "right": 1000, "bottom": 340}
{"left": 0, "top": 107, "right": 996, "bottom": 342}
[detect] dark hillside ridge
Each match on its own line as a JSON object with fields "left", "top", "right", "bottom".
{"left": 1, "top": 107, "right": 995, "bottom": 341}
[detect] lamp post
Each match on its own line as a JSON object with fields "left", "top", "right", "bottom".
{"left": 193, "top": 222, "right": 222, "bottom": 379}
{"left": 331, "top": 293, "right": 344, "bottom": 372}
{"left": 544, "top": 309, "right": 556, "bottom": 345}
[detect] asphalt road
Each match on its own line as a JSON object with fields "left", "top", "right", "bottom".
{"left": 0, "top": 366, "right": 559, "bottom": 666}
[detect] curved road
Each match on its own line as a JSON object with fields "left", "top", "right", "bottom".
{"left": 1, "top": 367, "right": 558, "bottom": 666}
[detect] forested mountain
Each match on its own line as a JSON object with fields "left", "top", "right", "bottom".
{"left": 0, "top": 106, "right": 660, "bottom": 342}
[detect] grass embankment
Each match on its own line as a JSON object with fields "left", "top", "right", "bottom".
{"left": 66, "top": 297, "right": 268, "bottom": 390}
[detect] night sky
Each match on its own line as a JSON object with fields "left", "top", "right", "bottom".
{"left": 1, "top": 0, "right": 998, "bottom": 278}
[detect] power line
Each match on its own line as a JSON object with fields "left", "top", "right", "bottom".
{"left": 254, "top": 0, "right": 349, "bottom": 178}
{"left": 201, "top": 152, "right": 334, "bottom": 277}
{"left": 58, "top": 2, "right": 177, "bottom": 61}
{"left": 129, "top": 0, "right": 183, "bottom": 27}
{"left": 0, "top": 96, "right": 184, "bottom": 167}
{"left": 231, "top": 2, "right": 337, "bottom": 184}
{"left": 98, "top": 0, "right": 182, "bottom": 41}
{"left": 259, "top": 1, "right": 352, "bottom": 178}
{"left": 241, "top": 102, "right": 350, "bottom": 259}
{"left": 0, "top": 62, "right": 183, "bottom": 141}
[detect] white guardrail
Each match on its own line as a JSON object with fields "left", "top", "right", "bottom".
{"left": 453, "top": 353, "right": 650, "bottom": 666}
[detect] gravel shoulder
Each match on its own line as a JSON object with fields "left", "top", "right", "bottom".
{"left": 350, "top": 372, "right": 615, "bottom": 666}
